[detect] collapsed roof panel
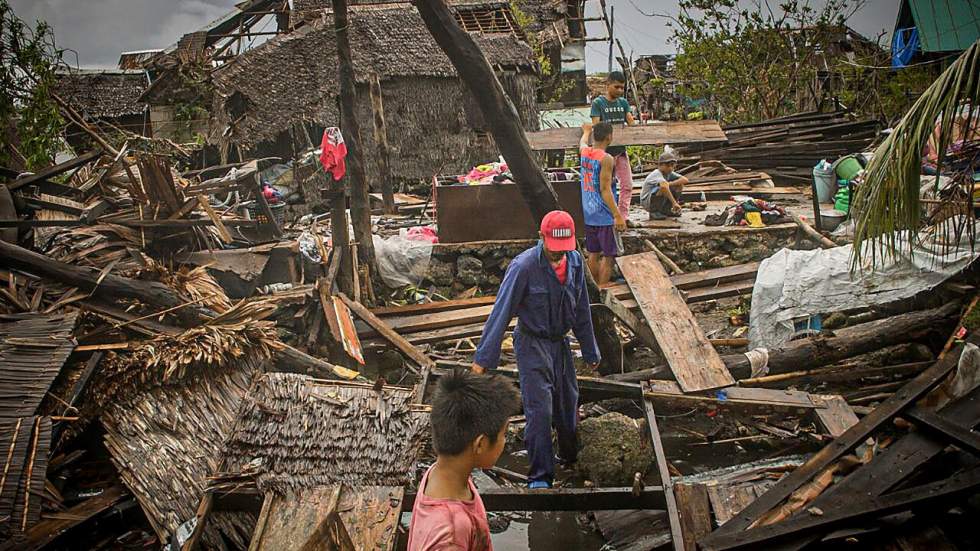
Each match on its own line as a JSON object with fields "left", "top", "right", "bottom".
{"left": 52, "top": 70, "right": 149, "bottom": 120}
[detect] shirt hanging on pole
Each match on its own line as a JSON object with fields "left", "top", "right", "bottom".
{"left": 319, "top": 127, "right": 347, "bottom": 181}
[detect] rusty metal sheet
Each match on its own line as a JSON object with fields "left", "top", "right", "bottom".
{"left": 436, "top": 180, "right": 585, "bottom": 243}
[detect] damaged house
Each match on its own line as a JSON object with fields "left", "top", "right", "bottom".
{"left": 52, "top": 69, "right": 150, "bottom": 148}
{"left": 207, "top": 2, "right": 541, "bottom": 182}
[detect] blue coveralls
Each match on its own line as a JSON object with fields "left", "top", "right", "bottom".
{"left": 474, "top": 244, "right": 601, "bottom": 484}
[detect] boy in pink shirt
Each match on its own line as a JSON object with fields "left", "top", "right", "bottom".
{"left": 408, "top": 369, "right": 520, "bottom": 551}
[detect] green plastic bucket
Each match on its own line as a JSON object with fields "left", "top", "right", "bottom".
{"left": 833, "top": 155, "right": 862, "bottom": 181}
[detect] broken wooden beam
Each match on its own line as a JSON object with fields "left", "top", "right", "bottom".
{"left": 789, "top": 212, "right": 836, "bottom": 249}
{"left": 339, "top": 293, "right": 432, "bottom": 371}
{"left": 699, "top": 466, "right": 980, "bottom": 551}
{"left": 4, "top": 149, "right": 101, "bottom": 192}
{"left": 644, "top": 381, "right": 825, "bottom": 413}
{"left": 642, "top": 382, "right": 685, "bottom": 551}
{"left": 698, "top": 339, "right": 972, "bottom": 546}
{"left": 618, "top": 251, "right": 735, "bottom": 392}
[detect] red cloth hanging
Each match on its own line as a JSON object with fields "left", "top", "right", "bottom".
{"left": 319, "top": 127, "right": 347, "bottom": 181}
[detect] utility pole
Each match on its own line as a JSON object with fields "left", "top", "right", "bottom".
{"left": 332, "top": 0, "right": 376, "bottom": 303}
{"left": 608, "top": 5, "right": 614, "bottom": 74}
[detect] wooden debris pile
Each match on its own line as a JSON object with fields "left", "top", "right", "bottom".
{"left": 679, "top": 110, "right": 881, "bottom": 185}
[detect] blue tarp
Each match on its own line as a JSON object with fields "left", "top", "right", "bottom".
{"left": 892, "top": 27, "right": 920, "bottom": 68}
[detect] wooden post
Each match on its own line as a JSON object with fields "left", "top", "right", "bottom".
{"left": 414, "top": 0, "right": 560, "bottom": 222}
{"left": 326, "top": 182, "right": 355, "bottom": 297}
{"left": 331, "top": 0, "right": 376, "bottom": 303}
{"left": 368, "top": 74, "right": 397, "bottom": 215}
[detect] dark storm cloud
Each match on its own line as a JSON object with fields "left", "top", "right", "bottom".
{"left": 10, "top": 0, "right": 239, "bottom": 68}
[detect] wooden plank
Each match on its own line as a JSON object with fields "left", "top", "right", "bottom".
{"left": 669, "top": 262, "right": 760, "bottom": 291}
{"left": 619, "top": 280, "right": 756, "bottom": 309}
{"left": 339, "top": 293, "right": 432, "bottom": 370}
{"left": 358, "top": 304, "right": 496, "bottom": 337}
{"left": 336, "top": 486, "right": 403, "bottom": 550}
{"left": 642, "top": 384, "right": 685, "bottom": 551}
{"left": 331, "top": 296, "right": 365, "bottom": 366}
{"left": 812, "top": 395, "right": 860, "bottom": 437}
{"left": 248, "top": 487, "right": 342, "bottom": 551}
{"left": 364, "top": 320, "right": 513, "bottom": 346}
{"left": 526, "top": 121, "right": 727, "bottom": 150}
{"left": 5, "top": 150, "right": 101, "bottom": 192}
{"left": 369, "top": 296, "right": 496, "bottom": 317}
{"left": 904, "top": 405, "right": 980, "bottom": 455}
{"left": 403, "top": 486, "right": 666, "bottom": 511}
{"left": 706, "top": 483, "right": 759, "bottom": 526}
{"left": 13, "top": 485, "right": 126, "bottom": 551}
{"left": 618, "top": 252, "right": 734, "bottom": 392}
{"left": 645, "top": 381, "right": 823, "bottom": 412}
{"left": 700, "top": 466, "right": 980, "bottom": 551}
{"left": 699, "top": 343, "right": 967, "bottom": 546}
{"left": 674, "top": 483, "right": 712, "bottom": 551}
{"left": 773, "top": 385, "right": 980, "bottom": 551}
{"left": 196, "top": 195, "right": 233, "bottom": 244}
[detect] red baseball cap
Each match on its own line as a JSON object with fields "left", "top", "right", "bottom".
{"left": 540, "top": 210, "right": 576, "bottom": 251}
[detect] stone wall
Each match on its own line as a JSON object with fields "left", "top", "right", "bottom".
{"left": 423, "top": 226, "right": 812, "bottom": 295}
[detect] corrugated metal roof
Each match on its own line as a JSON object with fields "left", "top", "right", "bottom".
{"left": 901, "top": 0, "right": 980, "bottom": 53}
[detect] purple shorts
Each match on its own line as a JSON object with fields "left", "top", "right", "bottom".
{"left": 585, "top": 225, "right": 618, "bottom": 257}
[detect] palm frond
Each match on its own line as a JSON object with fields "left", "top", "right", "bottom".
{"left": 852, "top": 40, "right": 980, "bottom": 270}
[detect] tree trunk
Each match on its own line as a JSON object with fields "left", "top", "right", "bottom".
{"left": 332, "top": 0, "right": 376, "bottom": 294}
{"left": 368, "top": 74, "right": 397, "bottom": 215}
{"left": 414, "top": 0, "right": 559, "bottom": 222}
{"left": 609, "top": 302, "right": 959, "bottom": 383}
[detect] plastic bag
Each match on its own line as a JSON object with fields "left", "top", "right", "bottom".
{"left": 373, "top": 232, "right": 434, "bottom": 288}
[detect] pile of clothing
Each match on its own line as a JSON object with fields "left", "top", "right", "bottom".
{"left": 705, "top": 197, "right": 787, "bottom": 227}
{"left": 458, "top": 161, "right": 512, "bottom": 185}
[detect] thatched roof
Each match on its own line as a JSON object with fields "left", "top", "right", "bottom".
{"left": 290, "top": 0, "right": 568, "bottom": 39}
{"left": 217, "top": 373, "right": 428, "bottom": 494}
{"left": 101, "top": 360, "right": 259, "bottom": 547}
{"left": 211, "top": 4, "right": 536, "bottom": 145}
{"left": 54, "top": 69, "right": 148, "bottom": 119}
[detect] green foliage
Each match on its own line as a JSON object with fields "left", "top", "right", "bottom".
{"left": 670, "top": 0, "right": 860, "bottom": 124}
{"left": 626, "top": 145, "right": 662, "bottom": 166}
{"left": 835, "top": 54, "right": 936, "bottom": 125}
{"left": 0, "top": 0, "right": 65, "bottom": 169}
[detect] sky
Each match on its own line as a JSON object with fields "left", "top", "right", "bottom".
{"left": 12, "top": 0, "right": 904, "bottom": 72}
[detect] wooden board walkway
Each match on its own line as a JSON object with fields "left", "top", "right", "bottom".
{"left": 618, "top": 252, "right": 735, "bottom": 392}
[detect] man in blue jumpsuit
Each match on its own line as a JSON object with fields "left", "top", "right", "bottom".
{"left": 471, "top": 210, "right": 601, "bottom": 488}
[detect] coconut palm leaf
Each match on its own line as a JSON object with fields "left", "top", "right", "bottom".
{"left": 852, "top": 40, "right": 980, "bottom": 269}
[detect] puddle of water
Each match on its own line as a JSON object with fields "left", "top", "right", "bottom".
{"left": 491, "top": 511, "right": 606, "bottom": 550}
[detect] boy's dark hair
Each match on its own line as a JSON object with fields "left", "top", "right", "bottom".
{"left": 593, "top": 121, "right": 614, "bottom": 143}
{"left": 608, "top": 71, "right": 626, "bottom": 84}
{"left": 430, "top": 369, "right": 520, "bottom": 456}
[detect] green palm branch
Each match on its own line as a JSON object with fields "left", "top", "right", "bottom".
{"left": 852, "top": 40, "right": 980, "bottom": 270}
